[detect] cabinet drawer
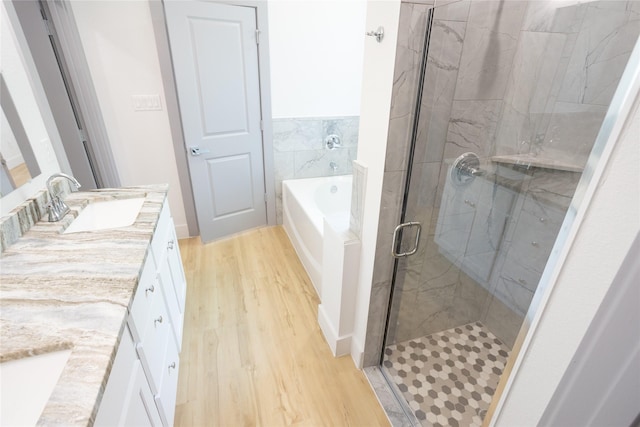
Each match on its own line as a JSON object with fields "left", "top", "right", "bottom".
{"left": 151, "top": 201, "right": 171, "bottom": 267}
{"left": 499, "top": 252, "right": 543, "bottom": 293}
{"left": 128, "top": 254, "right": 157, "bottom": 343}
{"left": 508, "top": 199, "right": 564, "bottom": 272}
{"left": 137, "top": 283, "right": 171, "bottom": 394}
{"left": 158, "top": 261, "right": 184, "bottom": 352}
{"left": 166, "top": 223, "right": 187, "bottom": 313}
{"left": 154, "top": 334, "right": 180, "bottom": 427}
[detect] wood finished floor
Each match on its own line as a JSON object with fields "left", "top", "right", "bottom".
{"left": 175, "top": 226, "right": 389, "bottom": 426}
{"left": 9, "top": 163, "right": 30, "bottom": 187}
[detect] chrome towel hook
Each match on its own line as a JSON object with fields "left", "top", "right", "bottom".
{"left": 366, "top": 26, "right": 384, "bottom": 43}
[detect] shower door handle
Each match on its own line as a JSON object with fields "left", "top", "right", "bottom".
{"left": 391, "top": 222, "right": 421, "bottom": 258}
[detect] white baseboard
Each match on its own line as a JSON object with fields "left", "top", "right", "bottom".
{"left": 4, "top": 155, "right": 23, "bottom": 170}
{"left": 350, "top": 335, "right": 365, "bottom": 369}
{"left": 174, "top": 223, "right": 190, "bottom": 239}
{"left": 318, "top": 304, "right": 352, "bottom": 357}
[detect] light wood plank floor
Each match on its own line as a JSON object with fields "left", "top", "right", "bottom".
{"left": 176, "top": 226, "right": 389, "bottom": 426}
{"left": 10, "top": 163, "right": 31, "bottom": 187}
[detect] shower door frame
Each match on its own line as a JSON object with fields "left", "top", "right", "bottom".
{"left": 375, "top": 7, "right": 436, "bottom": 423}
{"left": 380, "top": 6, "right": 434, "bottom": 367}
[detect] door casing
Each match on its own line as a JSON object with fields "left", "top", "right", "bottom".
{"left": 150, "top": 0, "right": 276, "bottom": 238}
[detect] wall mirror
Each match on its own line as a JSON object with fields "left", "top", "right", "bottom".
{"left": 1, "top": 73, "right": 41, "bottom": 197}
{"left": 0, "top": 1, "right": 61, "bottom": 215}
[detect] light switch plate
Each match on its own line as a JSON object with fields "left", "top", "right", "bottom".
{"left": 132, "top": 94, "right": 162, "bottom": 111}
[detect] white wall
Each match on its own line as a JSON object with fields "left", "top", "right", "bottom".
{"left": 67, "top": 0, "right": 367, "bottom": 237}
{"left": 70, "top": 0, "right": 189, "bottom": 237}
{"left": 0, "top": 110, "right": 22, "bottom": 168}
{"left": 268, "top": 0, "right": 366, "bottom": 118}
{"left": 350, "top": 0, "right": 401, "bottom": 366}
{"left": 0, "top": 2, "right": 62, "bottom": 214}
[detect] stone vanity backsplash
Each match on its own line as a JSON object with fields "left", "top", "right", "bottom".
{"left": 0, "top": 184, "right": 168, "bottom": 425}
{"left": 0, "top": 179, "right": 72, "bottom": 252}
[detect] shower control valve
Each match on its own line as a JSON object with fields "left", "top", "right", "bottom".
{"left": 325, "top": 135, "right": 342, "bottom": 150}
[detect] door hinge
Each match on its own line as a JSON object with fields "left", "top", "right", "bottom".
{"left": 264, "top": 193, "right": 268, "bottom": 202}
{"left": 78, "top": 128, "right": 89, "bottom": 143}
{"left": 260, "top": 120, "right": 264, "bottom": 131}
{"left": 255, "top": 29, "right": 261, "bottom": 45}
{"left": 42, "top": 15, "right": 54, "bottom": 36}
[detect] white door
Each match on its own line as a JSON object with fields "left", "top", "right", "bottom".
{"left": 165, "top": 1, "right": 267, "bottom": 242}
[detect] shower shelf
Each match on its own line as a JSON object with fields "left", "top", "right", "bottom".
{"left": 491, "top": 154, "right": 584, "bottom": 173}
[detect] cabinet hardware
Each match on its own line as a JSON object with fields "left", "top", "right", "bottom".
{"left": 464, "top": 199, "right": 476, "bottom": 208}
{"left": 167, "top": 240, "right": 175, "bottom": 250}
{"left": 169, "top": 362, "right": 176, "bottom": 370}
{"left": 531, "top": 241, "right": 539, "bottom": 247}
{"left": 154, "top": 315, "right": 163, "bottom": 326}
{"left": 145, "top": 284, "right": 155, "bottom": 296}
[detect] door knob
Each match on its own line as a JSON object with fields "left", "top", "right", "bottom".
{"left": 190, "top": 146, "right": 210, "bottom": 156}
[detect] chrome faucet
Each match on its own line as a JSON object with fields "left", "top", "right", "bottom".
{"left": 329, "top": 162, "right": 339, "bottom": 173}
{"left": 46, "top": 173, "right": 81, "bottom": 222}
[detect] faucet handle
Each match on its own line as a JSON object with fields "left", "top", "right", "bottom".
{"left": 45, "top": 173, "right": 78, "bottom": 222}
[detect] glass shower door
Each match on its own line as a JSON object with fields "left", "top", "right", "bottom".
{"left": 381, "top": 1, "right": 640, "bottom": 426}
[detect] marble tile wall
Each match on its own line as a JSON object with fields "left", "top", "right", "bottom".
{"left": 367, "top": 0, "right": 527, "bottom": 356}
{"left": 362, "top": 2, "right": 432, "bottom": 368}
{"left": 273, "top": 116, "right": 358, "bottom": 224}
{"left": 362, "top": 0, "right": 639, "bottom": 366}
{"left": 494, "top": 0, "right": 640, "bottom": 170}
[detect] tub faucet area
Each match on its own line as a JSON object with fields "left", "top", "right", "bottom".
{"left": 46, "top": 173, "right": 81, "bottom": 222}
{"left": 329, "top": 162, "right": 338, "bottom": 173}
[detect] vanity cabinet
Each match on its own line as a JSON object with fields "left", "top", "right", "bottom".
{"left": 491, "top": 194, "right": 565, "bottom": 314}
{"left": 93, "top": 327, "right": 161, "bottom": 426}
{"left": 435, "top": 170, "right": 516, "bottom": 287}
{"left": 95, "top": 200, "right": 186, "bottom": 426}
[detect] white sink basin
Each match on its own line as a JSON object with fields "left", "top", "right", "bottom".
{"left": 0, "top": 349, "right": 72, "bottom": 426}
{"left": 64, "top": 197, "right": 145, "bottom": 234}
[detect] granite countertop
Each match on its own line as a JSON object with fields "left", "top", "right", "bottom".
{"left": 0, "top": 185, "right": 168, "bottom": 426}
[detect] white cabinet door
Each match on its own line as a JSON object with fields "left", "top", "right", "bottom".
{"left": 137, "top": 280, "right": 172, "bottom": 395}
{"left": 128, "top": 254, "right": 158, "bottom": 343}
{"left": 95, "top": 328, "right": 162, "bottom": 427}
{"left": 94, "top": 328, "right": 138, "bottom": 426}
{"left": 121, "top": 361, "right": 163, "bottom": 427}
{"left": 166, "top": 223, "right": 186, "bottom": 313}
{"left": 154, "top": 332, "right": 181, "bottom": 427}
{"left": 158, "top": 260, "right": 184, "bottom": 352}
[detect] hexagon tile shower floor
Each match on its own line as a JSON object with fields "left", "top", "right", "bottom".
{"left": 383, "top": 322, "right": 510, "bottom": 427}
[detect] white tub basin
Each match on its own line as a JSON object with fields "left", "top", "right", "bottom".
{"left": 64, "top": 197, "right": 145, "bottom": 234}
{"left": 0, "top": 349, "right": 72, "bottom": 426}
